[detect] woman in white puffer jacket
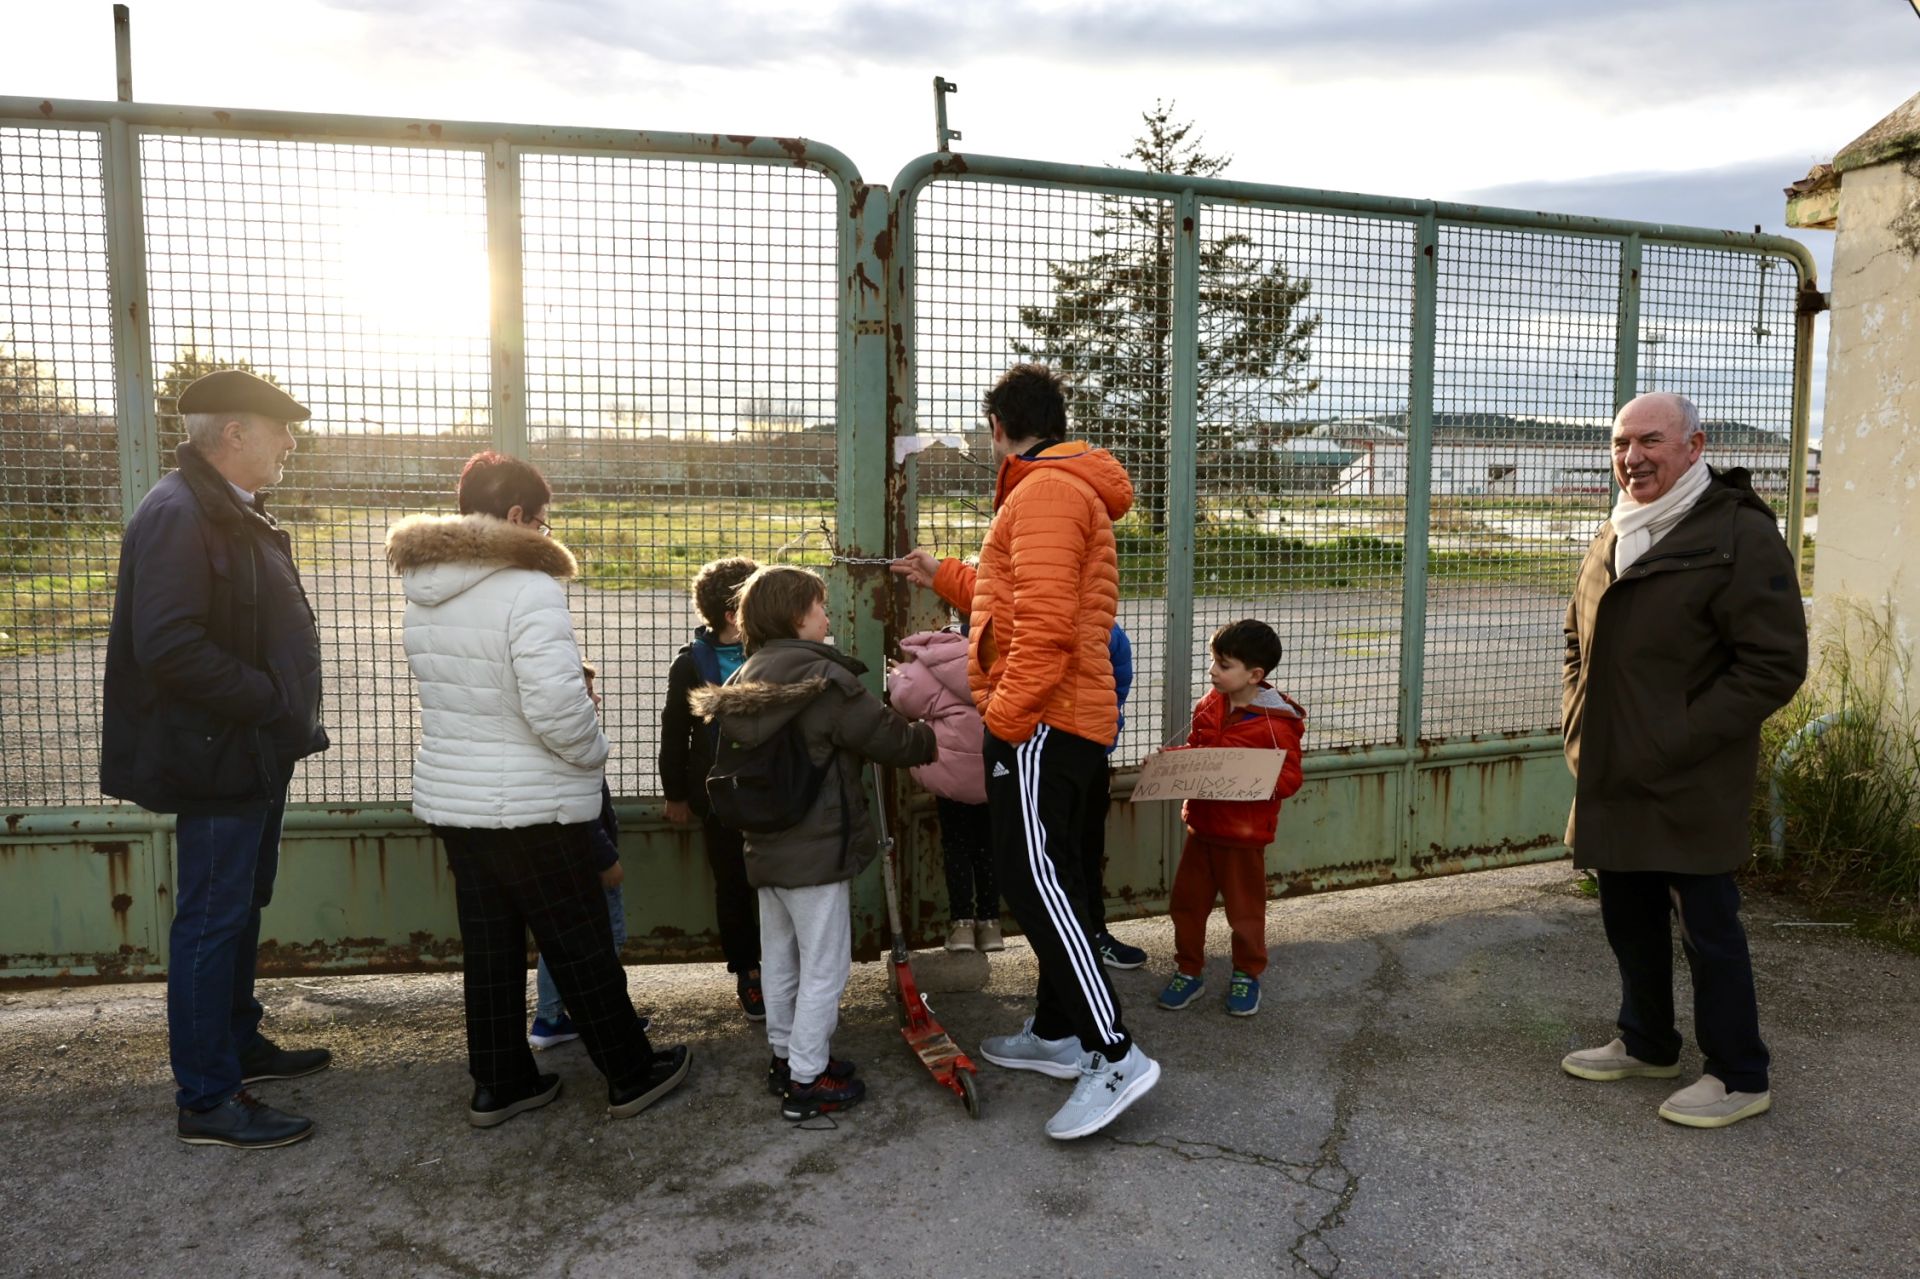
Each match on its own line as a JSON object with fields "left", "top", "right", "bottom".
{"left": 387, "top": 450, "right": 689, "bottom": 1128}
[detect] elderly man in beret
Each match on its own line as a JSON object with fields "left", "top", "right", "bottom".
{"left": 1559, "top": 391, "right": 1806, "bottom": 1129}
{"left": 101, "top": 369, "right": 333, "bottom": 1148}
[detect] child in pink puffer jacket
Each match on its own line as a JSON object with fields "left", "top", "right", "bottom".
{"left": 888, "top": 629, "right": 1001, "bottom": 953}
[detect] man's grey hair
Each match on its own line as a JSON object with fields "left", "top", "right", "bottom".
{"left": 183, "top": 411, "right": 233, "bottom": 452}
{"left": 183, "top": 411, "right": 277, "bottom": 452}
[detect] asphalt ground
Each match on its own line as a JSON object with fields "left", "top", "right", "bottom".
{"left": 3, "top": 860, "right": 1915, "bottom": 1278}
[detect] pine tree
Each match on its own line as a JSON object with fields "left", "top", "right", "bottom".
{"left": 1013, "top": 102, "right": 1320, "bottom": 530}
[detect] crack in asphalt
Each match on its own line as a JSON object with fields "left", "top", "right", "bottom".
{"left": 1288, "top": 940, "right": 1404, "bottom": 1278}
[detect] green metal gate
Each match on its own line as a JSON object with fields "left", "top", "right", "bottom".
{"left": 0, "top": 95, "right": 1816, "bottom": 983}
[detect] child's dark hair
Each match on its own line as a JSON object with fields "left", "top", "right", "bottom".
{"left": 736, "top": 565, "right": 827, "bottom": 650}
{"left": 456, "top": 450, "right": 551, "bottom": 521}
{"left": 1210, "top": 619, "right": 1282, "bottom": 679}
{"left": 982, "top": 362, "right": 1067, "bottom": 443}
{"left": 692, "top": 556, "right": 758, "bottom": 631}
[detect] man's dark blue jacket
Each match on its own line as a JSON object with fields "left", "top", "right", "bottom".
{"left": 100, "top": 442, "right": 329, "bottom": 814}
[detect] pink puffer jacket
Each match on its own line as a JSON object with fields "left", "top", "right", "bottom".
{"left": 887, "top": 630, "right": 987, "bottom": 804}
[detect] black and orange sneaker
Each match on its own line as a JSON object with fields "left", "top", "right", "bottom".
{"left": 738, "top": 972, "right": 766, "bottom": 1022}
{"left": 781, "top": 1072, "right": 866, "bottom": 1121}
{"left": 766, "top": 1054, "right": 858, "bottom": 1097}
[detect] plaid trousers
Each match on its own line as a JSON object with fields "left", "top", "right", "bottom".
{"left": 439, "top": 822, "right": 655, "bottom": 1093}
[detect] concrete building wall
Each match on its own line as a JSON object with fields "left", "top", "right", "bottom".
{"left": 1813, "top": 158, "right": 1920, "bottom": 663}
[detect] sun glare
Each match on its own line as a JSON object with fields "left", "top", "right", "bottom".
{"left": 332, "top": 197, "right": 489, "bottom": 340}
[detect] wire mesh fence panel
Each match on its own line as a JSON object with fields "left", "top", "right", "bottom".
{"left": 519, "top": 154, "right": 842, "bottom": 799}
{"left": 1421, "top": 226, "right": 1622, "bottom": 741}
{"left": 1638, "top": 244, "right": 1802, "bottom": 520}
{"left": 908, "top": 179, "right": 1175, "bottom": 764}
{"left": 0, "top": 125, "right": 118, "bottom": 807}
{"left": 1194, "top": 202, "right": 1415, "bottom": 750}
{"left": 139, "top": 134, "right": 493, "bottom": 805}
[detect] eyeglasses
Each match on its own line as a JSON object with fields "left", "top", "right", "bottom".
{"left": 534, "top": 519, "right": 552, "bottom": 537}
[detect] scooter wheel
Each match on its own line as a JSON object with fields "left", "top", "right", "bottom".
{"left": 958, "top": 1068, "right": 981, "bottom": 1119}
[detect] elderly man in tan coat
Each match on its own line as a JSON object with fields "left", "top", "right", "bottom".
{"left": 1559, "top": 391, "right": 1807, "bottom": 1128}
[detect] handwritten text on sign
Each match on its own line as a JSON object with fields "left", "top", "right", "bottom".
{"left": 1128, "top": 748, "right": 1286, "bottom": 803}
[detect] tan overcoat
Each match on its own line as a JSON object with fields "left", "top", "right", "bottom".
{"left": 1562, "top": 468, "right": 1807, "bottom": 873}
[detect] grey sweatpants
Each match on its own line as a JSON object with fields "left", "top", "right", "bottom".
{"left": 757, "top": 880, "right": 851, "bottom": 1082}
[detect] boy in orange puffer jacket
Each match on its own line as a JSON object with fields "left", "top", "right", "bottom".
{"left": 1158, "top": 619, "right": 1305, "bottom": 1019}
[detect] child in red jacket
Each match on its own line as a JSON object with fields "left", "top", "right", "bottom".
{"left": 1157, "top": 619, "right": 1305, "bottom": 1018}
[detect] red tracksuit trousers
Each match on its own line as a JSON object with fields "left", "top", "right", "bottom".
{"left": 1169, "top": 831, "right": 1269, "bottom": 979}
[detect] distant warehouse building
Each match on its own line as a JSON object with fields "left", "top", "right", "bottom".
{"left": 1266, "top": 413, "right": 1816, "bottom": 498}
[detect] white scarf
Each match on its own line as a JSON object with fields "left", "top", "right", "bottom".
{"left": 1611, "top": 458, "right": 1711, "bottom": 575}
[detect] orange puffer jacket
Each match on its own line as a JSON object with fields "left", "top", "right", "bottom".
{"left": 1178, "top": 685, "right": 1307, "bottom": 848}
{"left": 933, "top": 441, "right": 1134, "bottom": 744}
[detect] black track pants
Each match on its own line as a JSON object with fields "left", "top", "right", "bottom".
{"left": 985, "top": 725, "right": 1131, "bottom": 1059}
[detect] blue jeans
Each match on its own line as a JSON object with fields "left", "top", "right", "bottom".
{"left": 533, "top": 884, "right": 627, "bottom": 1022}
{"left": 168, "top": 795, "right": 286, "bottom": 1112}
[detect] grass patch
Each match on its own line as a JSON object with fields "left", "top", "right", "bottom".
{"left": 1112, "top": 518, "right": 1573, "bottom": 597}
{"left": 1, "top": 524, "right": 120, "bottom": 658}
{"left": 1749, "top": 601, "right": 1920, "bottom": 941}
{"left": 562, "top": 499, "right": 839, "bottom": 591}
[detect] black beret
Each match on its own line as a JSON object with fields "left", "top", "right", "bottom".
{"left": 175, "top": 369, "right": 311, "bottom": 423}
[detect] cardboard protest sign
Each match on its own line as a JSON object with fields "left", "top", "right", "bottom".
{"left": 1127, "top": 747, "right": 1286, "bottom": 803}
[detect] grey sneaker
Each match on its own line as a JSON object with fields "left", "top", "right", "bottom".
{"left": 944, "top": 920, "right": 977, "bottom": 953}
{"left": 975, "top": 919, "right": 1005, "bottom": 952}
{"left": 978, "top": 1017, "right": 1081, "bottom": 1080}
{"left": 1560, "top": 1038, "right": 1682, "bottom": 1082}
{"left": 1658, "top": 1076, "right": 1772, "bottom": 1129}
{"left": 1044, "top": 1044, "right": 1162, "bottom": 1141}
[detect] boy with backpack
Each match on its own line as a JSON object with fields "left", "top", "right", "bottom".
{"left": 690, "top": 565, "right": 937, "bottom": 1120}
{"left": 659, "top": 557, "right": 765, "bottom": 1020}
{"left": 1157, "top": 619, "right": 1306, "bottom": 1018}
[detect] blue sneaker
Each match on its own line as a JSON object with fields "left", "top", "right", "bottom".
{"left": 528, "top": 1014, "right": 579, "bottom": 1050}
{"left": 1226, "top": 971, "right": 1261, "bottom": 1017}
{"left": 1157, "top": 972, "right": 1205, "bottom": 1010}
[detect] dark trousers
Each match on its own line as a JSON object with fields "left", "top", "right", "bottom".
{"left": 168, "top": 793, "right": 286, "bottom": 1111}
{"left": 1598, "top": 869, "right": 1769, "bottom": 1093}
{"left": 1077, "top": 763, "right": 1113, "bottom": 936}
{"left": 440, "top": 823, "right": 655, "bottom": 1095}
{"left": 986, "top": 725, "right": 1131, "bottom": 1059}
{"left": 702, "top": 814, "right": 760, "bottom": 974}
{"left": 935, "top": 797, "right": 997, "bottom": 921}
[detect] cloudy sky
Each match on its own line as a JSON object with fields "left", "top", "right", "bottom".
{"left": 6, "top": 0, "right": 1916, "bottom": 439}
{"left": 9, "top": 1, "right": 1909, "bottom": 215}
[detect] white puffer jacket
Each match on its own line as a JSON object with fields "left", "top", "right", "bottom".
{"left": 386, "top": 513, "right": 609, "bottom": 828}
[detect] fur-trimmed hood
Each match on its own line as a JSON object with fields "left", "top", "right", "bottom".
{"left": 690, "top": 676, "right": 830, "bottom": 725}
{"left": 386, "top": 512, "right": 579, "bottom": 607}
{"left": 688, "top": 640, "right": 869, "bottom": 749}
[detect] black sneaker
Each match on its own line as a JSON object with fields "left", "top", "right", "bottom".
{"left": 238, "top": 1036, "right": 333, "bottom": 1084}
{"left": 468, "top": 1073, "right": 561, "bottom": 1128}
{"left": 738, "top": 973, "right": 767, "bottom": 1022}
{"left": 782, "top": 1072, "right": 866, "bottom": 1121}
{"left": 609, "top": 1044, "right": 691, "bottom": 1119}
{"left": 765, "top": 1054, "right": 858, "bottom": 1097}
{"left": 1097, "top": 932, "right": 1148, "bottom": 970}
{"left": 177, "top": 1089, "right": 314, "bottom": 1148}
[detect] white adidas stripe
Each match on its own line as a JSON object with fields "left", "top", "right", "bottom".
{"left": 1014, "top": 725, "right": 1119, "bottom": 1047}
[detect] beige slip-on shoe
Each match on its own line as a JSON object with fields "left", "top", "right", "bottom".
{"left": 1560, "top": 1037, "right": 1684, "bottom": 1081}
{"left": 1658, "top": 1075, "right": 1772, "bottom": 1129}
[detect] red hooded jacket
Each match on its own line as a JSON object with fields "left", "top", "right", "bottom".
{"left": 1177, "top": 685, "right": 1306, "bottom": 848}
